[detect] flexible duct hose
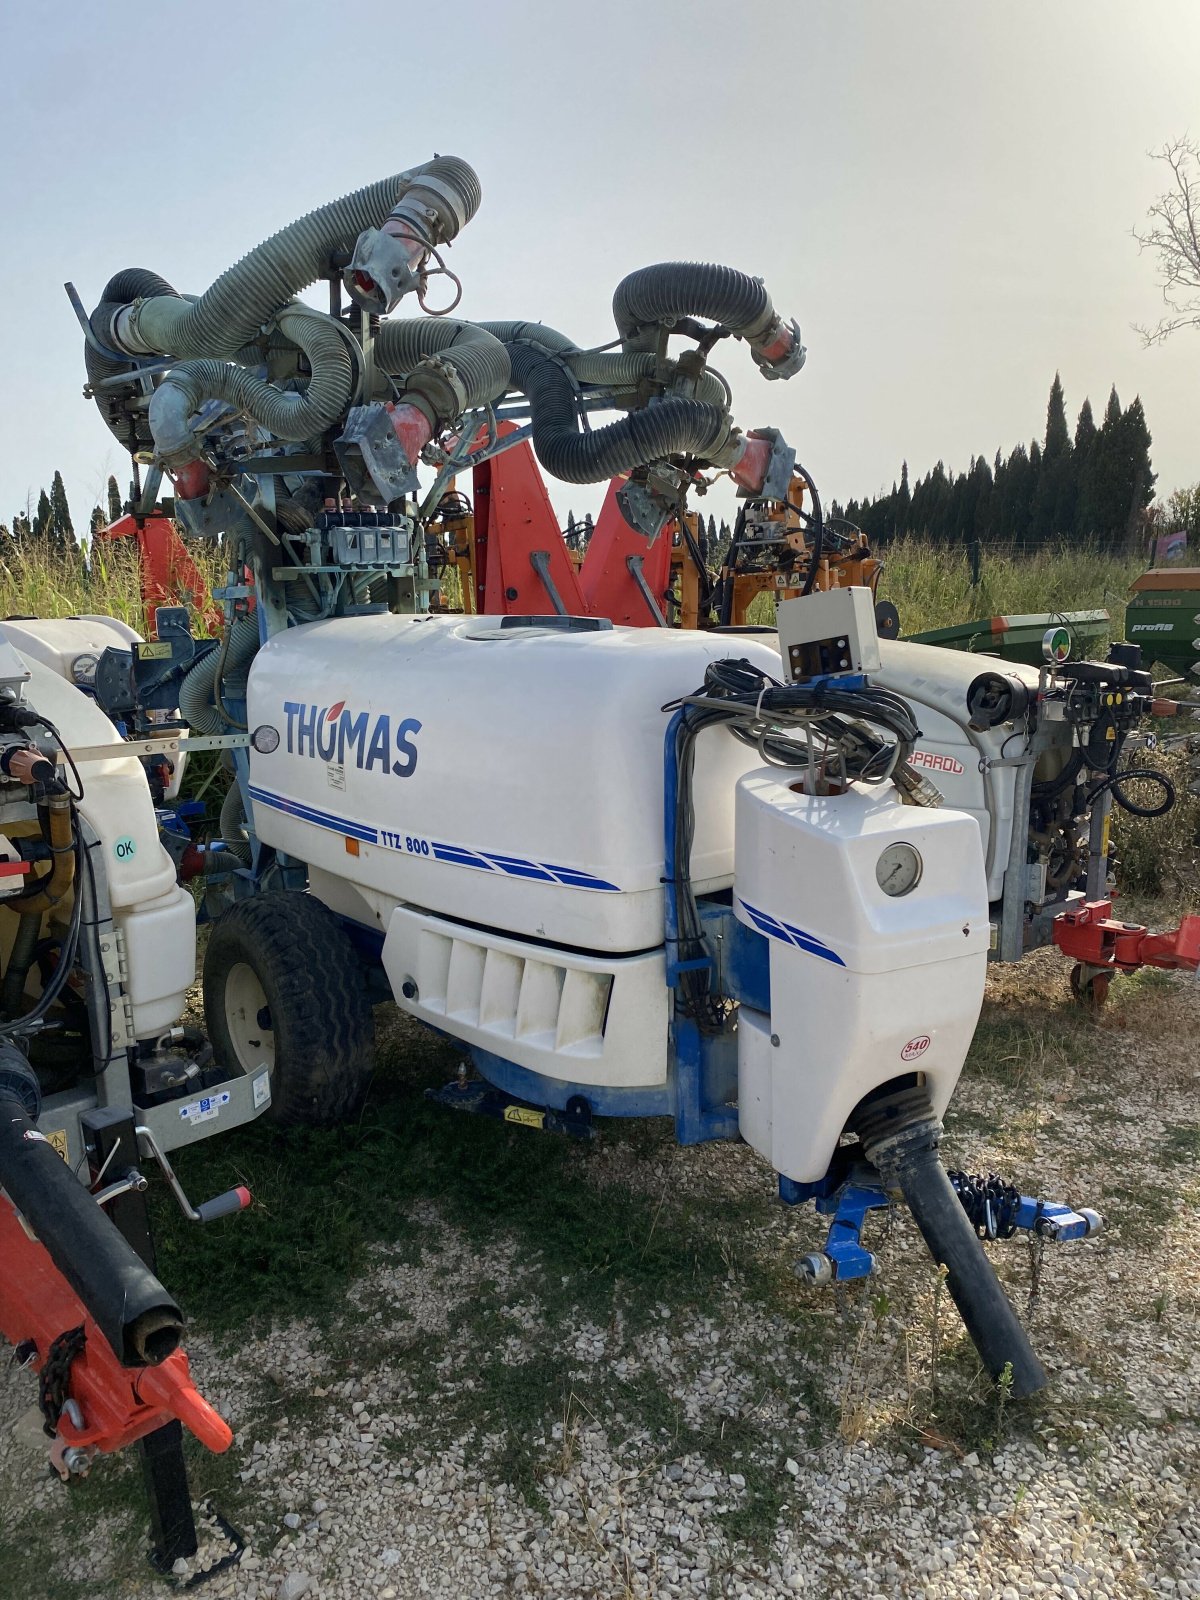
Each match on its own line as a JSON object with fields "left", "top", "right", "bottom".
{"left": 147, "top": 307, "right": 356, "bottom": 465}
{"left": 179, "top": 617, "right": 260, "bottom": 735}
{"left": 104, "top": 159, "right": 480, "bottom": 361}
{"left": 505, "top": 342, "right": 734, "bottom": 484}
{"left": 613, "top": 262, "right": 779, "bottom": 349}
{"left": 85, "top": 268, "right": 180, "bottom": 451}
{"left": 2, "top": 913, "right": 42, "bottom": 1018}
{"left": 373, "top": 319, "right": 511, "bottom": 423}
{"left": 564, "top": 349, "right": 728, "bottom": 407}
{"left": 473, "top": 320, "right": 577, "bottom": 355}
{"left": 219, "top": 784, "right": 252, "bottom": 864}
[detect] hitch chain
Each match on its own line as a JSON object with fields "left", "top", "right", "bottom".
{"left": 1027, "top": 1232, "right": 1047, "bottom": 1317}
{"left": 37, "top": 1325, "right": 86, "bottom": 1437}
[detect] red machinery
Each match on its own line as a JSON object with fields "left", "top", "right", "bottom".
{"left": 0, "top": 1090, "right": 242, "bottom": 1569}
{"left": 437, "top": 422, "right": 674, "bottom": 624}
{"left": 93, "top": 510, "right": 223, "bottom": 639}
{"left": 434, "top": 423, "right": 881, "bottom": 630}
{"left": 0, "top": 1187, "right": 231, "bottom": 1478}
{"left": 1053, "top": 899, "right": 1200, "bottom": 1006}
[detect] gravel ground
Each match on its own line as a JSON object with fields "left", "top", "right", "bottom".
{"left": 2, "top": 954, "right": 1197, "bottom": 1600}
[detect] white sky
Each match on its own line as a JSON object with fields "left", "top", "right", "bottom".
{"left": 1, "top": 0, "right": 1197, "bottom": 533}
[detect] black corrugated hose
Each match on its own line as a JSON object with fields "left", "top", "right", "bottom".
{"left": 505, "top": 341, "right": 731, "bottom": 485}
{"left": 613, "top": 262, "right": 777, "bottom": 347}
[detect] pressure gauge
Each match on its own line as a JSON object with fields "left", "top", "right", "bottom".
{"left": 876, "top": 841, "right": 923, "bottom": 897}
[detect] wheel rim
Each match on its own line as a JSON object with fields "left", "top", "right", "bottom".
{"left": 223, "top": 962, "right": 276, "bottom": 1078}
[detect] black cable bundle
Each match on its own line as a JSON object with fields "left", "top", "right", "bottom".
{"left": 666, "top": 659, "right": 923, "bottom": 1028}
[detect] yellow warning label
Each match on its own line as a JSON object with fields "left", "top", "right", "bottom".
{"left": 135, "top": 641, "right": 173, "bottom": 661}
{"left": 503, "top": 1105, "right": 545, "bottom": 1130}
{"left": 44, "top": 1128, "right": 69, "bottom": 1161}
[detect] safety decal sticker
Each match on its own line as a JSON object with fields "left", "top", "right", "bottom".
{"left": 901, "top": 1035, "right": 931, "bottom": 1062}
{"left": 252, "top": 1071, "right": 271, "bottom": 1109}
{"left": 180, "top": 1090, "right": 232, "bottom": 1125}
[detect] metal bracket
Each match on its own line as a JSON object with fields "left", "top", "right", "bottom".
{"left": 795, "top": 1181, "right": 892, "bottom": 1284}
{"left": 109, "top": 991, "right": 137, "bottom": 1049}
{"left": 67, "top": 732, "right": 250, "bottom": 767}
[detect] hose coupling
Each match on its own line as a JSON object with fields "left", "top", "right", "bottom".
{"left": 751, "top": 317, "right": 807, "bottom": 381}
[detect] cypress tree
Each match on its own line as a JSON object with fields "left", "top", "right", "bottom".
{"left": 106, "top": 475, "right": 122, "bottom": 523}
{"left": 1086, "top": 390, "right": 1131, "bottom": 546}
{"left": 1120, "top": 397, "right": 1155, "bottom": 542}
{"left": 48, "top": 471, "right": 74, "bottom": 552}
{"left": 1073, "top": 400, "right": 1098, "bottom": 536}
{"left": 34, "top": 490, "right": 52, "bottom": 541}
{"left": 1044, "top": 373, "right": 1070, "bottom": 458}
{"left": 1031, "top": 376, "right": 1074, "bottom": 543}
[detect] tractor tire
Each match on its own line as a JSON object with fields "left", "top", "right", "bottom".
{"left": 203, "top": 892, "right": 374, "bottom": 1126}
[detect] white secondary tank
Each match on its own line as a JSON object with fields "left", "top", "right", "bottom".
{"left": 734, "top": 771, "right": 990, "bottom": 1183}
{"left": 0, "top": 629, "right": 196, "bottom": 1039}
{"left": 871, "top": 640, "right": 1042, "bottom": 901}
{"left": 246, "top": 615, "right": 785, "bottom": 952}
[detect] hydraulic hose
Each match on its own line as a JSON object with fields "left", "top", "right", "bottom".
{"left": 505, "top": 341, "right": 735, "bottom": 484}
{"left": 612, "top": 262, "right": 804, "bottom": 377}
{"left": 8, "top": 797, "right": 75, "bottom": 915}
{"left": 373, "top": 318, "right": 511, "bottom": 424}
{"left": 100, "top": 158, "right": 481, "bottom": 362}
{"left": 179, "top": 617, "right": 260, "bottom": 735}
{"left": 0, "top": 1094, "right": 183, "bottom": 1366}
{"left": 2, "top": 913, "right": 41, "bottom": 1018}
{"left": 858, "top": 1095, "right": 1047, "bottom": 1397}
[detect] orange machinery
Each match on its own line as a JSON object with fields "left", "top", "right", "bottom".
{"left": 93, "top": 510, "right": 223, "bottom": 639}
{"left": 427, "top": 423, "right": 883, "bottom": 629}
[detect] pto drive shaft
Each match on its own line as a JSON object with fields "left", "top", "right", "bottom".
{"left": 858, "top": 1095, "right": 1048, "bottom": 1399}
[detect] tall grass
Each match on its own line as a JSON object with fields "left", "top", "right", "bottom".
{"left": 878, "top": 538, "right": 1144, "bottom": 637}
{"left": 0, "top": 538, "right": 149, "bottom": 629}
{"left": 0, "top": 532, "right": 1148, "bottom": 642}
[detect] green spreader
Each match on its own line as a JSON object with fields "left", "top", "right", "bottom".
{"left": 1125, "top": 569, "right": 1200, "bottom": 681}
{"left": 905, "top": 609, "right": 1110, "bottom": 666}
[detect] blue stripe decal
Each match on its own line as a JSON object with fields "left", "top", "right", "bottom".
{"left": 737, "top": 897, "right": 845, "bottom": 967}
{"left": 248, "top": 786, "right": 377, "bottom": 843}
{"left": 246, "top": 787, "right": 619, "bottom": 892}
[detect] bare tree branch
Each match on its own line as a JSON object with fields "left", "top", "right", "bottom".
{"left": 1132, "top": 136, "right": 1200, "bottom": 345}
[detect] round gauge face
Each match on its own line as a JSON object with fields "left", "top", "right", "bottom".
{"left": 876, "top": 842, "right": 923, "bottom": 897}
{"left": 251, "top": 723, "right": 281, "bottom": 754}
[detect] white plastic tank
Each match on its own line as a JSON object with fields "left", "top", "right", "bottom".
{"left": 871, "top": 640, "right": 1042, "bottom": 900}
{"left": 734, "top": 770, "right": 989, "bottom": 1183}
{"left": 0, "top": 615, "right": 188, "bottom": 801}
{"left": 0, "top": 639, "right": 195, "bottom": 1039}
{"left": 246, "top": 615, "right": 786, "bottom": 952}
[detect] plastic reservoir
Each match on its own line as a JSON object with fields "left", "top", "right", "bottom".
{"left": 734, "top": 771, "right": 990, "bottom": 1182}
{"left": 0, "top": 623, "right": 195, "bottom": 1039}
{"left": 246, "top": 615, "right": 787, "bottom": 953}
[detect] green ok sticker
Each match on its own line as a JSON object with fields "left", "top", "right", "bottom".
{"left": 113, "top": 835, "right": 137, "bottom": 864}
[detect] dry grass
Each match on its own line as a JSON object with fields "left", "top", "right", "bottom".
{"left": 877, "top": 537, "right": 1144, "bottom": 638}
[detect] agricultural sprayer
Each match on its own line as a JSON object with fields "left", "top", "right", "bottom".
{"left": 1, "top": 155, "right": 1196, "bottom": 1562}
